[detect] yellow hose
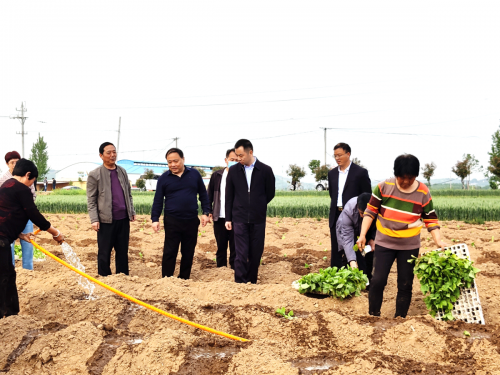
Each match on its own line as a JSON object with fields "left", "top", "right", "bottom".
{"left": 30, "top": 230, "right": 249, "bottom": 342}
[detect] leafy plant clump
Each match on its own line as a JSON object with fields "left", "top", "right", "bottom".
{"left": 14, "top": 244, "right": 45, "bottom": 260}
{"left": 409, "top": 250, "right": 480, "bottom": 320}
{"left": 275, "top": 307, "right": 294, "bottom": 320}
{"left": 297, "top": 266, "right": 368, "bottom": 299}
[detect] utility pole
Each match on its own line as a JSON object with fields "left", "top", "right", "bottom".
{"left": 320, "top": 128, "right": 327, "bottom": 166}
{"left": 173, "top": 137, "right": 179, "bottom": 148}
{"left": 11, "top": 102, "right": 28, "bottom": 157}
{"left": 117, "top": 117, "right": 121, "bottom": 154}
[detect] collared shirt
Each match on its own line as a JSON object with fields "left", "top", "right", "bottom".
{"left": 151, "top": 167, "right": 211, "bottom": 221}
{"left": 244, "top": 156, "right": 257, "bottom": 191}
{"left": 0, "top": 170, "right": 36, "bottom": 201}
{"left": 219, "top": 168, "right": 228, "bottom": 218}
{"left": 337, "top": 162, "right": 352, "bottom": 207}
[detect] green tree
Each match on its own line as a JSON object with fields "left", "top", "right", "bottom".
{"left": 351, "top": 157, "right": 366, "bottom": 170}
{"left": 136, "top": 178, "right": 146, "bottom": 190}
{"left": 308, "top": 159, "right": 321, "bottom": 174}
{"left": 142, "top": 168, "right": 156, "bottom": 179}
{"left": 194, "top": 167, "right": 206, "bottom": 177}
{"left": 286, "top": 164, "right": 306, "bottom": 191}
{"left": 421, "top": 162, "right": 437, "bottom": 186}
{"left": 212, "top": 166, "right": 225, "bottom": 172}
{"left": 452, "top": 154, "right": 482, "bottom": 190}
{"left": 487, "top": 125, "right": 500, "bottom": 189}
{"left": 314, "top": 165, "right": 330, "bottom": 182}
{"left": 29, "top": 133, "right": 49, "bottom": 181}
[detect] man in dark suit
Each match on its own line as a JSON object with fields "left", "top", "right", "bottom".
{"left": 225, "top": 139, "right": 275, "bottom": 284}
{"left": 328, "top": 142, "right": 371, "bottom": 268}
{"left": 207, "top": 148, "right": 238, "bottom": 269}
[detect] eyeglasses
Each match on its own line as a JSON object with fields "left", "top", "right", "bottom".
{"left": 334, "top": 153, "right": 347, "bottom": 159}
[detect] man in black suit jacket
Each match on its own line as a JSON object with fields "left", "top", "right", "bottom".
{"left": 225, "top": 139, "right": 275, "bottom": 284}
{"left": 328, "top": 143, "right": 371, "bottom": 268}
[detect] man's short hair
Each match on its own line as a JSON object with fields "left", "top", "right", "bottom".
{"left": 12, "top": 158, "right": 39, "bottom": 181}
{"left": 234, "top": 139, "right": 253, "bottom": 152}
{"left": 357, "top": 192, "right": 372, "bottom": 212}
{"left": 166, "top": 148, "right": 184, "bottom": 159}
{"left": 226, "top": 148, "right": 236, "bottom": 158}
{"left": 333, "top": 143, "right": 351, "bottom": 154}
{"left": 394, "top": 154, "right": 420, "bottom": 178}
{"left": 99, "top": 142, "right": 115, "bottom": 155}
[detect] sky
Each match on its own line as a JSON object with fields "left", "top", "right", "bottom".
{"left": 1, "top": 1, "right": 499, "bottom": 184}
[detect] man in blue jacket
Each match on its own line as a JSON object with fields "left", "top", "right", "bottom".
{"left": 225, "top": 139, "right": 275, "bottom": 284}
{"left": 151, "top": 148, "right": 211, "bottom": 280}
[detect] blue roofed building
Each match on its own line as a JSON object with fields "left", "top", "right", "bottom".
{"left": 116, "top": 159, "right": 215, "bottom": 188}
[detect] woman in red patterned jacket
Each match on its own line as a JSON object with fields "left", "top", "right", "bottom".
{"left": 356, "top": 154, "right": 447, "bottom": 318}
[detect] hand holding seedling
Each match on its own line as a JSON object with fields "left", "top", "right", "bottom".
{"left": 152, "top": 222, "right": 160, "bottom": 233}
{"left": 430, "top": 229, "right": 448, "bottom": 249}
{"left": 349, "top": 261, "right": 358, "bottom": 269}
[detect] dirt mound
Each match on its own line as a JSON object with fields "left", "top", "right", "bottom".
{"left": 3, "top": 216, "right": 500, "bottom": 374}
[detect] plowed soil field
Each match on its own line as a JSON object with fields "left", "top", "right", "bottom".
{"left": 2, "top": 215, "right": 500, "bottom": 374}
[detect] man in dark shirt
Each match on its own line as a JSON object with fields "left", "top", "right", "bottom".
{"left": 52, "top": 178, "right": 56, "bottom": 190}
{"left": 87, "top": 142, "right": 136, "bottom": 277}
{"left": 0, "top": 159, "right": 64, "bottom": 318}
{"left": 225, "top": 139, "right": 275, "bottom": 284}
{"left": 151, "top": 148, "right": 211, "bottom": 280}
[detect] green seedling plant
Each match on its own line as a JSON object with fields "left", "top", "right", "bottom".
{"left": 409, "top": 250, "right": 480, "bottom": 321}
{"left": 282, "top": 235, "right": 285, "bottom": 240}
{"left": 464, "top": 330, "right": 471, "bottom": 337}
{"left": 15, "top": 244, "right": 45, "bottom": 260}
{"left": 323, "top": 256, "right": 327, "bottom": 261}
{"left": 304, "top": 263, "right": 310, "bottom": 269}
{"left": 471, "top": 242, "right": 475, "bottom": 247}
{"left": 139, "top": 252, "right": 143, "bottom": 259}
{"left": 275, "top": 307, "right": 294, "bottom": 320}
{"left": 297, "top": 266, "right": 368, "bottom": 300}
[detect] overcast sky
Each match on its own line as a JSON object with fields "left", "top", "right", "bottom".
{"left": 1, "top": 1, "right": 499, "bottom": 183}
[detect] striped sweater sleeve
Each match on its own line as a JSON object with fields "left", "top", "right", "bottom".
{"left": 364, "top": 183, "right": 382, "bottom": 219}
{"left": 422, "top": 190, "right": 440, "bottom": 232}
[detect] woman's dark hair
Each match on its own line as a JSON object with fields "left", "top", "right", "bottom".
{"left": 357, "top": 192, "right": 372, "bottom": 211}
{"left": 99, "top": 142, "right": 115, "bottom": 155}
{"left": 226, "top": 148, "right": 236, "bottom": 158}
{"left": 394, "top": 154, "right": 420, "bottom": 178}
{"left": 12, "top": 158, "right": 39, "bottom": 181}
{"left": 166, "top": 148, "right": 184, "bottom": 159}
{"left": 234, "top": 139, "right": 253, "bottom": 152}
{"left": 334, "top": 142, "right": 351, "bottom": 154}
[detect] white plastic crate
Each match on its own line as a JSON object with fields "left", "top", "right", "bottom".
{"left": 429, "top": 244, "right": 485, "bottom": 325}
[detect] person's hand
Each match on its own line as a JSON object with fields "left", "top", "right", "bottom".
{"left": 225, "top": 221, "right": 232, "bottom": 230}
{"left": 437, "top": 240, "right": 449, "bottom": 249}
{"left": 18, "top": 232, "right": 33, "bottom": 243}
{"left": 92, "top": 222, "right": 100, "bottom": 232}
{"left": 349, "top": 261, "right": 358, "bottom": 269}
{"left": 208, "top": 214, "right": 213, "bottom": 223}
{"left": 53, "top": 231, "right": 64, "bottom": 244}
{"left": 152, "top": 222, "right": 160, "bottom": 233}
{"left": 368, "top": 239, "right": 375, "bottom": 249}
{"left": 356, "top": 235, "right": 367, "bottom": 251}
{"left": 201, "top": 215, "right": 209, "bottom": 227}
{"left": 131, "top": 215, "right": 136, "bottom": 222}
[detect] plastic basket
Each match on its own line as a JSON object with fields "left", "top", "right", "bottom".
{"left": 430, "top": 244, "right": 485, "bottom": 325}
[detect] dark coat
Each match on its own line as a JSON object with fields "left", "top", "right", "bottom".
{"left": 328, "top": 162, "right": 371, "bottom": 228}
{"left": 207, "top": 169, "right": 225, "bottom": 222}
{"left": 225, "top": 159, "right": 275, "bottom": 224}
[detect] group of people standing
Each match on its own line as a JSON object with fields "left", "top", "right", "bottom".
{"left": 0, "top": 138, "right": 448, "bottom": 320}
{"left": 87, "top": 139, "right": 275, "bottom": 285}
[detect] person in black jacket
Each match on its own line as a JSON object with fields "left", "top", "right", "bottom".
{"left": 225, "top": 139, "right": 275, "bottom": 284}
{"left": 328, "top": 143, "right": 371, "bottom": 269}
{"left": 207, "top": 148, "right": 238, "bottom": 269}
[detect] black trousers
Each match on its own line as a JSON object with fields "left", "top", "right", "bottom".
{"left": 97, "top": 218, "right": 130, "bottom": 277}
{"left": 213, "top": 218, "right": 236, "bottom": 269}
{"left": 0, "top": 238, "right": 19, "bottom": 318}
{"left": 330, "top": 209, "right": 345, "bottom": 268}
{"left": 162, "top": 215, "right": 200, "bottom": 280}
{"left": 368, "top": 245, "right": 419, "bottom": 318}
{"left": 233, "top": 222, "right": 266, "bottom": 284}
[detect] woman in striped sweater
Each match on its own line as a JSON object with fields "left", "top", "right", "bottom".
{"left": 356, "top": 154, "right": 447, "bottom": 318}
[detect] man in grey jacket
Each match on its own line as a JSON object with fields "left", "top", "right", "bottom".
{"left": 87, "top": 142, "right": 136, "bottom": 276}
{"left": 336, "top": 192, "right": 376, "bottom": 280}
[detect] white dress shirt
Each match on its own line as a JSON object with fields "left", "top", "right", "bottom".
{"left": 244, "top": 156, "right": 257, "bottom": 192}
{"left": 219, "top": 168, "right": 228, "bottom": 218}
{"left": 337, "top": 162, "right": 352, "bottom": 207}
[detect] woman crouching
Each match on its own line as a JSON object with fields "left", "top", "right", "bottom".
{"left": 356, "top": 154, "right": 447, "bottom": 318}
{"left": 0, "top": 159, "right": 65, "bottom": 318}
